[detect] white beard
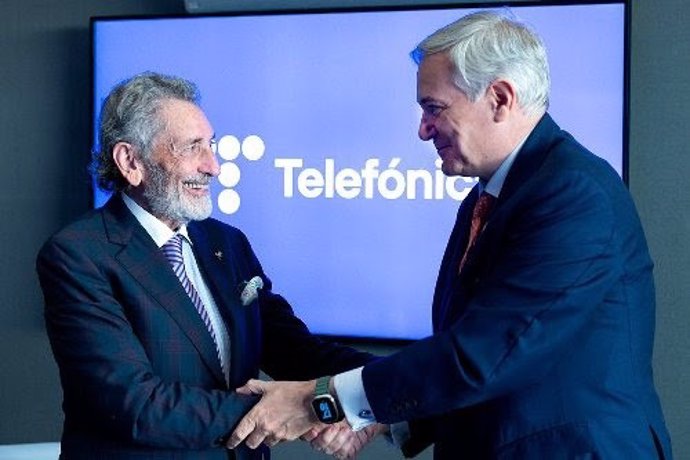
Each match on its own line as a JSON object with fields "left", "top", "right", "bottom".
{"left": 141, "top": 158, "right": 213, "bottom": 225}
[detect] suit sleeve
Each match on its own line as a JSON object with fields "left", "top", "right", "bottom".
{"left": 37, "top": 237, "right": 258, "bottom": 450}
{"left": 259, "top": 291, "right": 377, "bottom": 380}
{"left": 362, "top": 167, "right": 623, "bottom": 424}
{"left": 229, "top": 230, "right": 376, "bottom": 380}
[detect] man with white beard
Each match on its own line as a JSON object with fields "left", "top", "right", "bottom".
{"left": 36, "top": 72, "right": 376, "bottom": 460}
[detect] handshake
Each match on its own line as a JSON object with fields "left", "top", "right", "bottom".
{"left": 226, "top": 379, "right": 388, "bottom": 459}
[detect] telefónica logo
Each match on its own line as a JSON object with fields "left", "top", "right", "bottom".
{"left": 216, "top": 134, "right": 266, "bottom": 215}
{"left": 215, "top": 134, "right": 475, "bottom": 215}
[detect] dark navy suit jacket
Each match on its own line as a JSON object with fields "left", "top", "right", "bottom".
{"left": 37, "top": 195, "right": 372, "bottom": 460}
{"left": 362, "top": 114, "right": 672, "bottom": 459}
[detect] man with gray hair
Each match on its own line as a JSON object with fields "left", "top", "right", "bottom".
{"left": 228, "top": 10, "right": 673, "bottom": 459}
{"left": 36, "top": 72, "right": 375, "bottom": 459}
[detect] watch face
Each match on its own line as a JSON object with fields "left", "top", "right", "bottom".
{"left": 312, "top": 397, "right": 339, "bottom": 424}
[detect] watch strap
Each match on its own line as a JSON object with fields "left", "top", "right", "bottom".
{"left": 314, "top": 375, "right": 331, "bottom": 397}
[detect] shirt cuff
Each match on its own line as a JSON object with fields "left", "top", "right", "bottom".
{"left": 333, "top": 367, "right": 376, "bottom": 431}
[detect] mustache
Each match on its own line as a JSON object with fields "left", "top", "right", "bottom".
{"left": 182, "top": 174, "right": 213, "bottom": 185}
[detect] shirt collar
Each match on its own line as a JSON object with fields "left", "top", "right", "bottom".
{"left": 480, "top": 133, "right": 529, "bottom": 198}
{"left": 121, "top": 193, "right": 191, "bottom": 248}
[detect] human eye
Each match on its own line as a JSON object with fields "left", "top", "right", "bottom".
{"left": 189, "top": 141, "right": 204, "bottom": 156}
{"left": 183, "top": 140, "right": 207, "bottom": 156}
{"left": 424, "top": 104, "right": 446, "bottom": 117}
{"left": 171, "top": 137, "right": 216, "bottom": 157}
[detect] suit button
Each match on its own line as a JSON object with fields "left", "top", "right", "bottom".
{"left": 215, "top": 433, "right": 230, "bottom": 446}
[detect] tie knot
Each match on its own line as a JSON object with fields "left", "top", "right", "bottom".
{"left": 474, "top": 192, "right": 496, "bottom": 219}
{"left": 161, "top": 233, "right": 184, "bottom": 266}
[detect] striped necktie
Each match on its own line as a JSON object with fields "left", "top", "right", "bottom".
{"left": 160, "top": 234, "right": 225, "bottom": 377}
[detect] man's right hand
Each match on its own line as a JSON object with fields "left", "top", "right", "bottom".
{"left": 227, "top": 379, "right": 319, "bottom": 450}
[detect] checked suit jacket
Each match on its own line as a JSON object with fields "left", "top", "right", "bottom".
{"left": 361, "top": 114, "right": 673, "bottom": 459}
{"left": 37, "top": 194, "right": 372, "bottom": 460}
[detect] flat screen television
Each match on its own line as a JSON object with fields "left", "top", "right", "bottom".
{"left": 92, "top": 1, "right": 628, "bottom": 341}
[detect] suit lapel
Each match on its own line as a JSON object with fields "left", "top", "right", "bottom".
{"left": 103, "top": 196, "right": 225, "bottom": 386}
{"left": 188, "top": 222, "right": 244, "bottom": 318}
{"left": 435, "top": 186, "right": 480, "bottom": 330}
{"left": 188, "top": 222, "right": 249, "bottom": 385}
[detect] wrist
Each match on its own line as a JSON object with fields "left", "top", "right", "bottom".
{"left": 312, "top": 376, "right": 344, "bottom": 424}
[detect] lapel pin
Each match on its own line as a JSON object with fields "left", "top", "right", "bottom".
{"left": 214, "top": 250, "right": 223, "bottom": 261}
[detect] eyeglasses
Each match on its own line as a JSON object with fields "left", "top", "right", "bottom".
{"left": 169, "top": 138, "right": 218, "bottom": 157}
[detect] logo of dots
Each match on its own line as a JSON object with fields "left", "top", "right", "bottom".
{"left": 216, "top": 134, "right": 265, "bottom": 214}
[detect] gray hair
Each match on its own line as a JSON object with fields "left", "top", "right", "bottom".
{"left": 91, "top": 72, "right": 199, "bottom": 191}
{"left": 411, "top": 10, "right": 550, "bottom": 116}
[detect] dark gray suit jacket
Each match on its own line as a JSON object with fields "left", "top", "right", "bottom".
{"left": 37, "top": 195, "right": 372, "bottom": 459}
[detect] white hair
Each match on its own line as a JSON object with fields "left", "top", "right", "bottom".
{"left": 411, "top": 10, "right": 550, "bottom": 116}
{"left": 92, "top": 72, "right": 199, "bottom": 191}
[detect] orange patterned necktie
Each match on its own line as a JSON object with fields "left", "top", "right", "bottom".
{"left": 459, "top": 192, "right": 496, "bottom": 271}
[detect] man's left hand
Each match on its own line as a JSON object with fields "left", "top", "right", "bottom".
{"left": 302, "top": 421, "right": 388, "bottom": 459}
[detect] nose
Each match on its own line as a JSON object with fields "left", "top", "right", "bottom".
{"left": 418, "top": 113, "right": 435, "bottom": 141}
{"left": 199, "top": 145, "right": 220, "bottom": 177}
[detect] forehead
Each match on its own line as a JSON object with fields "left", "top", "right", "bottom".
{"left": 157, "top": 98, "right": 213, "bottom": 141}
{"left": 417, "top": 53, "right": 460, "bottom": 102}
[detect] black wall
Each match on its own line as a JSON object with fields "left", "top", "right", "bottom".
{"left": 1, "top": 1, "right": 687, "bottom": 458}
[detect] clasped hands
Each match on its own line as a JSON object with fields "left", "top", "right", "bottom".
{"left": 226, "top": 379, "right": 386, "bottom": 459}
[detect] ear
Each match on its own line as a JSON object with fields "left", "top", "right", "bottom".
{"left": 487, "top": 79, "right": 517, "bottom": 122}
{"left": 112, "top": 142, "right": 143, "bottom": 187}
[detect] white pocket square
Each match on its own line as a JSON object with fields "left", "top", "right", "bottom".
{"left": 240, "top": 276, "right": 264, "bottom": 306}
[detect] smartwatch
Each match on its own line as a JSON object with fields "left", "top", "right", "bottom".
{"left": 311, "top": 376, "right": 344, "bottom": 424}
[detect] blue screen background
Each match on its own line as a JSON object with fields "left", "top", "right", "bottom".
{"left": 93, "top": 4, "right": 625, "bottom": 339}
